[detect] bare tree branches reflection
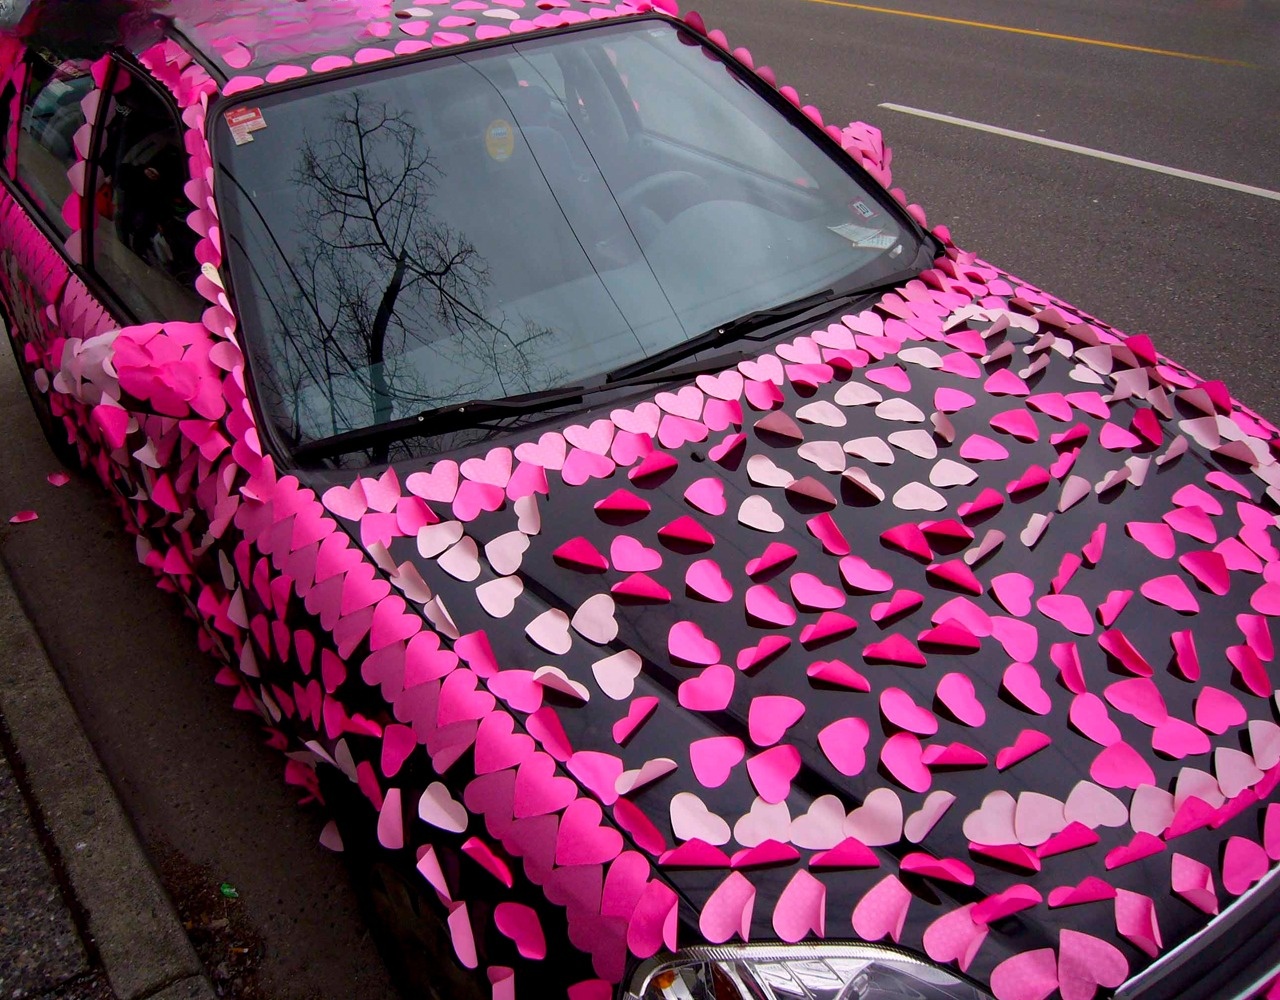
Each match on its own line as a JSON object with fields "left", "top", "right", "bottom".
{"left": 256, "top": 92, "right": 556, "bottom": 459}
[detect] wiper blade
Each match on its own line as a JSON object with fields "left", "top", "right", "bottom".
{"left": 606, "top": 287, "right": 839, "bottom": 383}
{"left": 292, "top": 350, "right": 751, "bottom": 463}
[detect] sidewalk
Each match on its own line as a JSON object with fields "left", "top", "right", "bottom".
{"left": 0, "top": 564, "right": 217, "bottom": 1000}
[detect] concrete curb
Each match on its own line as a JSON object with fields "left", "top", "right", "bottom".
{"left": 0, "top": 564, "right": 217, "bottom": 1000}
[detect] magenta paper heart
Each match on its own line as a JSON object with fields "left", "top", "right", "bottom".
{"left": 678, "top": 665, "right": 735, "bottom": 712}
{"left": 747, "top": 745, "right": 802, "bottom": 803}
{"left": 494, "top": 901, "right": 545, "bottom": 959}
{"left": 790, "top": 572, "right": 846, "bottom": 610}
{"left": 880, "top": 687, "right": 938, "bottom": 735}
{"left": 899, "top": 851, "right": 974, "bottom": 887}
{"left": 881, "top": 733, "right": 931, "bottom": 793}
{"left": 690, "top": 736, "right": 745, "bottom": 788}
{"left": 839, "top": 554, "right": 893, "bottom": 593}
{"left": 686, "top": 559, "right": 733, "bottom": 602}
{"left": 513, "top": 753, "right": 577, "bottom": 818}
{"left": 1222, "top": 836, "right": 1269, "bottom": 895}
{"left": 936, "top": 673, "right": 985, "bottom": 727}
{"left": 669, "top": 621, "right": 720, "bottom": 664}
{"left": 1037, "top": 594, "right": 1093, "bottom": 635}
{"left": 745, "top": 584, "right": 797, "bottom": 626}
{"left": 1090, "top": 741, "right": 1155, "bottom": 790}
{"left": 817, "top": 717, "right": 869, "bottom": 776}
{"left": 748, "top": 695, "right": 806, "bottom": 746}
{"left": 1003, "top": 662, "right": 1052, "bottom": 715}
{"left": 555, "top": 798, "right": 623, "bottom": 866}
{"left": 473, "top": 712, "right": 534, "bottom": 774}
{"left": 1069, "top": 694, "right": 1121, "bottom": 746}
{"left": 626, "top": 880, "right": 678, "bottom": 959}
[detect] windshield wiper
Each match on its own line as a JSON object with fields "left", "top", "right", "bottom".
{"left": 605, "top": 287, "right": 840, "bottom": 383}
{"left": 292, "top": 350, "right": 751, "bottom": 463}
{"left": 605, "top": 237, "right": 941, "bottom": 384}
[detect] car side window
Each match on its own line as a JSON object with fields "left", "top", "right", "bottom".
{"left": 16, "top": 50, "right": 92, "bottom": 236}
{"left": 91, "top": 65, "right": 202, "bottom": 321}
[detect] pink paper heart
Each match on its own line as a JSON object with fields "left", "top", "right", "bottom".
{"left": 1057, "top": 929, "right": 1128, "bottom": 1000}
{"left": 610, "top": 535, "right": 662, "bottom": 573}
{"left": 699, "top": 871, "right": 755, "bottom": 944}
{"left": 880, "top": 687, "right": 938, "bottom": 735}
{"left": 923, "top": 903, "right": 987, "bottom": 971}
{"left": 851, "top": 874, "right": 910, "bottom": 943}
{"left": 772, "top": 869, "right": 826, "bottom": 943}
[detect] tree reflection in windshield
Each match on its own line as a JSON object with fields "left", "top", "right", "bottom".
{"left": 254, "top": 92, "right": 556, "bottom": 448}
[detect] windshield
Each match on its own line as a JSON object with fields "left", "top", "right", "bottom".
{"left": 214, "top": 18, "right": 921, "bottom": 450}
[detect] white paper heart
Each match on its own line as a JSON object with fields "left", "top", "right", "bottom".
{"left": 592, "top": 650, "right": 643, "bottom": 700}
{"left": 739, "top": 496, "right": 785, "bottom": 532}
{"left": 419, "top": 781, "right": 468, "bottom": 832}
{"left": 439, "top": 537, "right": 481, "bottom": 581}
{"left": 485, "top": 530, "right": 530, "bottom": 575}
{"left": 798, "top": 440, "right": 847, "bottom": 474}
{"left": 533, "top": 665, "right": 590, "bottom": 702}
{"left": 747, "top": 454, "right": 795, "bottom": 487}
{"left": 889, "top": 429, "right": 938, "bottom": 460}
{"left": 418, "top": 520, "right": 464, "bottom": 558}
{"left": 931, "top": 458, "right": 978, "bottom": 488}
{"left": 893, "top": 482, "right": 946, "bottom": 512}
{"left": 476, "top": 576, "right": 523, "bottom": 618}
{"left": 526, "top": 609, "right": 572, "bottom": 654}
{"left": 843, "top": 436, "right": 895, "bottom": 465}
{"left": 572, "top": 594, "right": 619, "bottom": 645}
{"left": 671, "top": 791, "right": 731, "bottom": 845}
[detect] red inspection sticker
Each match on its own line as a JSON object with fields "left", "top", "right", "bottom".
{"left": 224, "top": 107, "right": 267, "bottom": 146}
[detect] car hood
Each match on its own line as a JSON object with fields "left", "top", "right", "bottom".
{"left": 303, "top": 264, "right": 1280, "bottom": 992}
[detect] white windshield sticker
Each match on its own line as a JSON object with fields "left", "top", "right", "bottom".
{"left": 829, "top": 222, "right": 896, "bottom": 249}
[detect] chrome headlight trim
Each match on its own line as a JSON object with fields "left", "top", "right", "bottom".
{"left": 624, "top": 941, "right": 993, "bottom": 1000}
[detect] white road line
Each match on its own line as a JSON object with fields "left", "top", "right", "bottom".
{"left": 878, "top": 103, "right": 1280, "bottom": 202}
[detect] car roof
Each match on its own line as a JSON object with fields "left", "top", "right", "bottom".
{"left": 166, "top": 0, "right": 656, "bottom": 83}
{"left": 5, "top": 0, "right": 657, "bottom": 85}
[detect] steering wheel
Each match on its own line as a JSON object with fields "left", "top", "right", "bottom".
{"left": 616, "top": 169, "right": 710, "bottom": 222}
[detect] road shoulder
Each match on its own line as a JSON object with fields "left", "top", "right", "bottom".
{"left": 0, "top": 562, "right": 217, "bottom": 1000}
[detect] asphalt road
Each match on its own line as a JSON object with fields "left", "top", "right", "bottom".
{"left": 0, "top": 2, "right": 1277, "bottom": 998}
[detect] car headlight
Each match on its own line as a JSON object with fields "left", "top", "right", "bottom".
{"left": 624, "top": 944, "right": 993, "bottom": 1000}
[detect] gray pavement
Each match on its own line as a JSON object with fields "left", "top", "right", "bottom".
{"left": 0, "top": 348, "right": 394, "bottom": 998}
{"left": 0, "top": 559, "right": 216, "bottom": 1000}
